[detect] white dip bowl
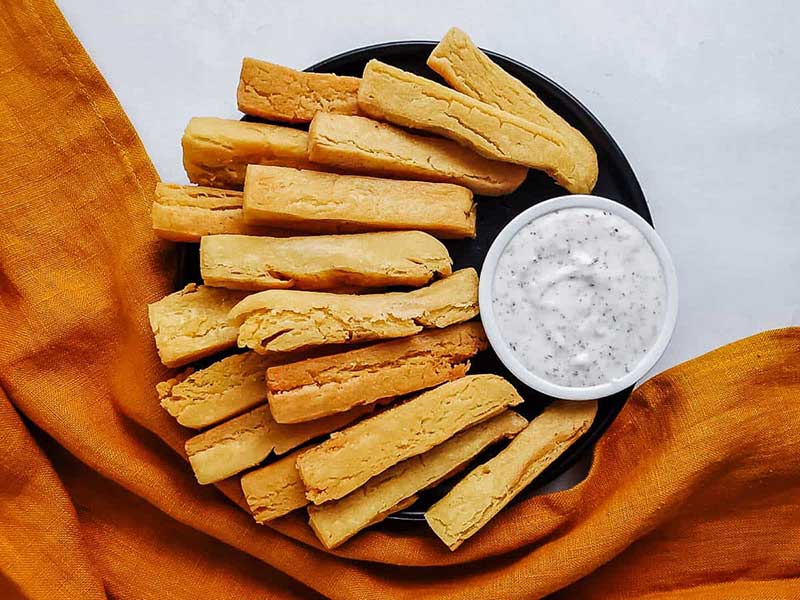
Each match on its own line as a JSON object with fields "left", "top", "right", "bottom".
{"left": 479, "top": 195, "right": 678, "bottom": 400}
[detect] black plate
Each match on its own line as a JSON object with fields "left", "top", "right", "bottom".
{"left": 177, "top": 42, "right": 648, "bottom": 523}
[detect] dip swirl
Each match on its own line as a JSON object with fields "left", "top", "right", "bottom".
{"left": 491, "top": 208, "right": 667, "bottom": 387}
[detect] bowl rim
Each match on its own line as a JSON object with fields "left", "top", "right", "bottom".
{"left": 478, "top": 194, "right": 679, "bottom": 401}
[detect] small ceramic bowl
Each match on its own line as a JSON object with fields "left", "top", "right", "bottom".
{"left": 479, "top": 195, "right": 679, "bottom": 400}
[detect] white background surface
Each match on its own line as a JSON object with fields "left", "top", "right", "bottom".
{"left": 58, "top": 1, "right": 799, "bottom": 492}
{"left": 57, "top": 0, "right": 800, "bottom": 375}
{"left": 57, "top": 0, "right": 800, "bottom": 373}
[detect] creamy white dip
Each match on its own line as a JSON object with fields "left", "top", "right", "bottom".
{"left": 491, "top": 208, "right": 667, "bottom": 387}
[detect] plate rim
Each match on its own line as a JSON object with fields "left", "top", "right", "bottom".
{"left": 175, "top": 41, "right": 653, "bottom": 523}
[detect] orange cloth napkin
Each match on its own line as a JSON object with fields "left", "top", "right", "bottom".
{"left": 1, "top": 2, "right": 799, "bottom": 598}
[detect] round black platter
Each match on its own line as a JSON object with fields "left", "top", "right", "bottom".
{"left": 177, "top": 42, "right": 648, "bottom": 523}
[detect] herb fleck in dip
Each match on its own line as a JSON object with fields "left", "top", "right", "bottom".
{"left": 492, "top": 208, "right": 666, "bottom": 387}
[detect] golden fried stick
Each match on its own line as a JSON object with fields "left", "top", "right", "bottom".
{"left": 266, "top": 322, "right": 486, "bottom": 424}
{"left": 307, "top": 113, "right": 527, "bottom": 196}
{"left": 200, "top": 231, "right": 451, "bottom": 291}
{"left": 427, "top": 28, "right": 597, "bottom": 194}
{"left": 157, "top": 352, "right": 269, "bottom": 429}
{"left": 237, "top": 58, "right": 360, "bottom": 122}
{"left": 151, "top": 183, "right": 287, "bottom": 242}
{"left": 182, "top": 117, "right": 314, "bottom": 189}
{"left": 242, "top": 165, "right": 476, "bottom": 239}
{"left": 228, "top": 268, "right": 479, "bottom": 355}
{"left": 240, "top": 449, "right": 309, "bottom": 522}
{"left": 147, "top": 284, "right": 248, "bottom": 368}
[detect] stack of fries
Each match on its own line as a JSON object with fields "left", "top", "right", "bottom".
{"left": 149, "top": 28, "right": 598, "bottom": 551}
